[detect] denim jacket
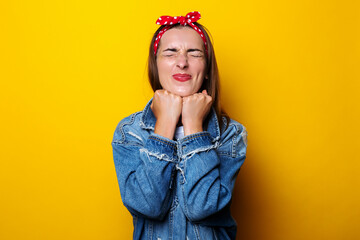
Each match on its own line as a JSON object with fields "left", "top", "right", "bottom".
{"left": 112, "top": 99, "right": 247, "bottom": 240}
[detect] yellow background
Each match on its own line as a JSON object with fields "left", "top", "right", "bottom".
{"left": 1, "top": 0, "right": 359, "bottom": 239}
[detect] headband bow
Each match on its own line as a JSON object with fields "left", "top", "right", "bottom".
{"left": 153, "top": 11, "right": 208, "bottom": 56}
{"left": 156, "top": 11, "right": 201, "bottom": 26}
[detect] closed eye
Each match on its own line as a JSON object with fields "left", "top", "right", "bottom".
{"left": 188, "top": 48, "right": 204, "bottom": 57}
{"left": 163, "top": 48, "right": 177, "bottom": 57}
{"left": 161, "top": 48, "right": 204, "bottom": 57}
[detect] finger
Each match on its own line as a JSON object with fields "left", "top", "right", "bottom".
{"left": 202, "top": 89, "right": 208, "bottom": 95}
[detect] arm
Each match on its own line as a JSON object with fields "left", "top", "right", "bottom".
{"left": 112, "top": 116, "right": 177, "bottom": 220}
{"left": 177, "top": 122, "right": 247, "bottom": 222}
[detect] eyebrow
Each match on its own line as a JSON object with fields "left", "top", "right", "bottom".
{"left": 163, "top": 48, "right": 177, "bottom": 52}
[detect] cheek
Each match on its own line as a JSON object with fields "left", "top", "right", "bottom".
{"left": 156, "top": 60, "right": 170, "bottom": 88}
{"left": 193, "top": 59, "right": 206, "bottom": 73}
{"left": 157, "top": 59, "right": 174, "bottom": 75}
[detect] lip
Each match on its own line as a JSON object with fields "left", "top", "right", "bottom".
{"left": 172, "top": 74, "right": 192, "bottom": 82}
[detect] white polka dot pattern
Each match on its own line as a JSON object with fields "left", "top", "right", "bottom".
{"left": 153, "top": 11, "right": 208, "bottom": 56}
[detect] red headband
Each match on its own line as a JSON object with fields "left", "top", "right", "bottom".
{"left": 154, "top": 11, "right": 208, "bottom": 56}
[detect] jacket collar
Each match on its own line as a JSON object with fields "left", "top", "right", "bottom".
{"left": 140, "top": 98, "right": 221, "bottom": 141}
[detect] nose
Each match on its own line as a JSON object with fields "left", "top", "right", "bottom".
{"left": 176, "top": 53, "right": 188, "bottom": 69}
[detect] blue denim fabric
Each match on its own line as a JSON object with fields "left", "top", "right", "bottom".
{"left": 112, "top": 98, "right": 247, "bottom": 240}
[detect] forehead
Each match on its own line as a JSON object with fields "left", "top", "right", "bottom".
{"left": 159, "top": 27, "right": 204, "bottom": 49}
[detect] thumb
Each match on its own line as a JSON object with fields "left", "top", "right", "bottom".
{"left": 202, "top": 89, "right": 208, "bottom": 95}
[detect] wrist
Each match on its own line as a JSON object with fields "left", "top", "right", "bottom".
{"left": 183, "top": 121, "right": 203, "bottom": 136}
{"left": 154, "top": 118, "right": 178, "bottom": 139}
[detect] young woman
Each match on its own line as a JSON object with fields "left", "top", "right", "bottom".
{"left": 112, "top": 11, "right": 248, "bottom": 240}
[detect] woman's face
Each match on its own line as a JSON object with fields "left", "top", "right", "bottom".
{"left": 156, "top": 27, "right": 206, "bottom": 97}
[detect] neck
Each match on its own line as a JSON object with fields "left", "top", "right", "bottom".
{"left": 177, "top": 116, "right": 183, "bottom": 127}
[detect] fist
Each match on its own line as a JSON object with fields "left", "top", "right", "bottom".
{"left": 182, "top": 90, "right": 213, "bottom": 135}
{"left": 151, "top": 90, "right": 182, "bottom": 139}
{"left": 151, "top": 89, "right": 182, "bottom": 123}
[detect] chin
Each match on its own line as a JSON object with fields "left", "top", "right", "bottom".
{"left": 173, "top": 91, "right": 194, "bottom": 97}
{"left": 170, "top": 88, "right": 199, "bottom": 97}
{"left": 176, "top": 92, "right": 191, "bottom": 97}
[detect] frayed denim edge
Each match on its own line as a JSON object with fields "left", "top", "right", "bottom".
{"left": 181, "top": 141, "right": 220, "bottom": 160}
{"left": 139, "top": 148, "right": 175, "bottom": 163}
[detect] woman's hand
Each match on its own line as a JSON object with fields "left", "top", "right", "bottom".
{"left": 182, "top": 90, "right": 213, "bottom": 136}
{"left": 151, "top": 90, "right": 182, "bottom": 139}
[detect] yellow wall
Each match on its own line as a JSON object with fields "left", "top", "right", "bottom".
{"left": 1, "top": 1, "right": 359, "bottom": 239}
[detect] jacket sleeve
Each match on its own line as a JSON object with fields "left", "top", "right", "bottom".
{"left": 176, "top": 122, "right": 247, "bottom": 222}
{"left": 111, "top": 117, "right": 177, "bottom": 220}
